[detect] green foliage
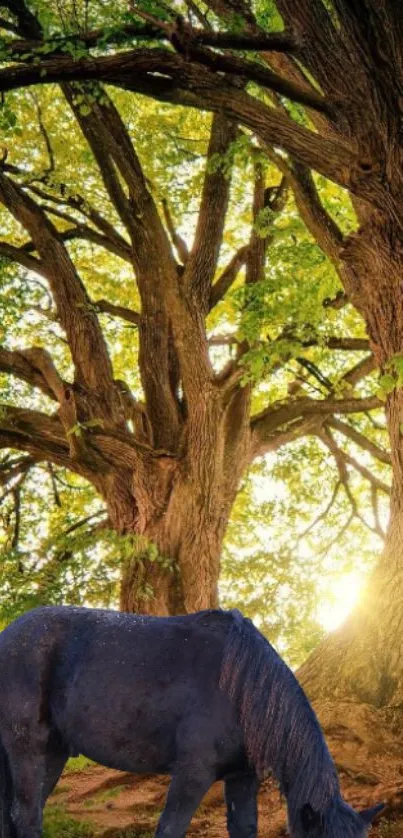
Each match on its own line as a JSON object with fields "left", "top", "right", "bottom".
{"left": 254, "top": 0, "right": 284, "bottom": 30}
{"left": 377, "top": 353, "right": 403, "bottom": 399}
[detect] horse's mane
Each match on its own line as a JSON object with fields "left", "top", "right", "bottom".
{"left": 220, "top": 611, "right": 364, "bottom": 837}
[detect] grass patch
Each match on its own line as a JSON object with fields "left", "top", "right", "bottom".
{"left": 102, "top": 829, "right": 154, "bottom": 838}
{"left": 95, "top": 785, "right": 127, "bottom": 801}
{"left": 43, "top": 806, "right": 95, "bottom": 838}
{"left": 51, "top": 785, "right": 70, "bottom": 796}
{"left": 64, "top": 756, "right": 96, "bottom": 774}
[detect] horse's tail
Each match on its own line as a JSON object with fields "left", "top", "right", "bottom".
{"left": 0, "top": 735, "right": 15, "bottom": 838}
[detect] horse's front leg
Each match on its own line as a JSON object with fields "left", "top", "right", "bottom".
{"left": 225, "top": 773, "right": 259, "bottom": 838}
{"left": 155, "top": 763, "right": 214, "bottom": 838}
{"left": 8, "top": 748, "right": 46, "bottom": 838}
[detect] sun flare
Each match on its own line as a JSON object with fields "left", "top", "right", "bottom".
{"left": 318, "top": 573, "right": 363, "bottom": 632}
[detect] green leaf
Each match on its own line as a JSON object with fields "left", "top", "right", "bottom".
{"left": 378, "top": 373, "right": 396, "bottom": 395}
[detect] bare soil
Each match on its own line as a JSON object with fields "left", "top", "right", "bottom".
{"left": 49, "top": 703, "right": 403, "bottom": 836}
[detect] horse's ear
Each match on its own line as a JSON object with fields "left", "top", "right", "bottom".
{"left": 300, "top": 803, "right": 322, "bottom": 832}
{"left": 359, "top": 803, "right": 386, "bottom": 825}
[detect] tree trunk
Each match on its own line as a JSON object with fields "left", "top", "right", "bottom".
{"left": 299, "top": 510, "right": 403, "bottom": 708}
{"left": 301, "top": 221, "right": 403, "bottom": 707}
{"left": 297, "top": 475, "right": 403, "bottom": 788}
{"left": 101, "top": 431, "right": 245, "bottom": 616}
{"left": 117, "top": 491, "right": 227, "bottom": 617}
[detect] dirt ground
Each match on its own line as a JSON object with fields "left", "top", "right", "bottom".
{"left": 50, "top": 703, "right": 403, "bottom": 837}
{"left": 49, "top": 764, "right": 401, "bottom": 837}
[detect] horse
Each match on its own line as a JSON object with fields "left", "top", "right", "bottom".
{"left": 0, "top": 606, "right": 383, "bottom": 838}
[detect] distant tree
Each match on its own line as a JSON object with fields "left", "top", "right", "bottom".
{"left": 0, "top": 1, "right": 390, "bottom": 656}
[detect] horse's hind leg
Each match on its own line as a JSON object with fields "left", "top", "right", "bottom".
{"left": 5, "top": 723, "right": 56, "bottom": 838}
{"left": 225, "top": 773, "right": 259, "bottom": 838}
{"left": 155, "top": 763, "right": 214, "bottom": 838}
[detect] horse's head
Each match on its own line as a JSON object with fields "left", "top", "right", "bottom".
{"left": 292, "top": 800, "right": 385, "bottom": 837}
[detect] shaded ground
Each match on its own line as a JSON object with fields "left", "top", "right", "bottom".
{"left": 48, "top": 703, "right": 403, "bottom": 837}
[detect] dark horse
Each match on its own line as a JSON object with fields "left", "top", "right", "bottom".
{"left": 0, "top": 607, "right": 383, "bottom": 838}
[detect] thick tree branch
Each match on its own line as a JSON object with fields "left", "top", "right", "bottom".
{"left": 0, "top": 428, "right": 72, "bottom": 472}
{"left": 288, "top": 162, "right": 345, "bottom": 264}
{"left": 4, "top": 346, "right": 101, "bottom": 463}
{"left": 0, "top": 346, "right": 60, "bottom": 400}
{"left": 62, "top": 85, "right": 136, "bottom": 238}
{"left": 189, "top": 30, "right": 298, "bottom": 51}
{"left": 303, "top": 337, "right": 369, "bottom": 352}
{"left": 275, "top": 0, "right": 355, "bottom": 99}
{"left": 250, "top": 414, "right": 322, "bottom": 457}
{"left": 209, "top": 333, "right": 370, "bottom": 352}
{"left": 4, "top": 24, "right": 298, "bottom": 58}
{"left": 94, "top": 299, "right": 140, "bottom": 326}
{"left": 57, "top": 225, "right": 132, "bottom": 262}
{"left": 250, "top": 393, "right": 381, "bottom": 460}
{"left": 0, "top": 170, "right": 118, "bottom": 418}
{"left": 245, "top": 161, "right": 268, "bottom": 287}
{"left": 342, "top": 354, "right": 376, "bottom": 388}
{"left": 63, "top": 83, "right": 186, "bottom": 448}
{"left": 0, "top": 50, "right": 355, "bottom": 189}
{"left": 0, "top": 240, "right": 47, "bottom": 276}
{"left": 175, "top": 42, "right": 332, "bottom": 115}
{"left": 331, "top": 0, "right": 403, "bottom": 94}
{"left": 185, "top": 113, "right": 237, "bottom": 313}
{"left": 0, "top": 405, "right": 71, "bottom": 468}
{"left": 0, "top": 403, "right": 143, "bottom": 482}
{"left": 1, "top": 0, "right": 42, "bottom": 38}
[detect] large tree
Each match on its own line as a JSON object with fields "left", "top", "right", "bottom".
{"left": 0, "top": 0, "right": 386, "bottom": 626}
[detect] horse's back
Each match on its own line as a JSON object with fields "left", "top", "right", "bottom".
{"left": 0, "top": 605, "right": 234, "bottom": 688}
{"left": 0, "top": 606, "right": 243, "bottom": 775}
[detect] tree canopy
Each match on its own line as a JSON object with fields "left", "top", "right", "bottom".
{"left": 0, "top": 0, "right": 396, "bottom": 667}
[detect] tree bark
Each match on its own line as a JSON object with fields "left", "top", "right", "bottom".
{"left": 102, "top": 432, "right": 246, "bottom": 616}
